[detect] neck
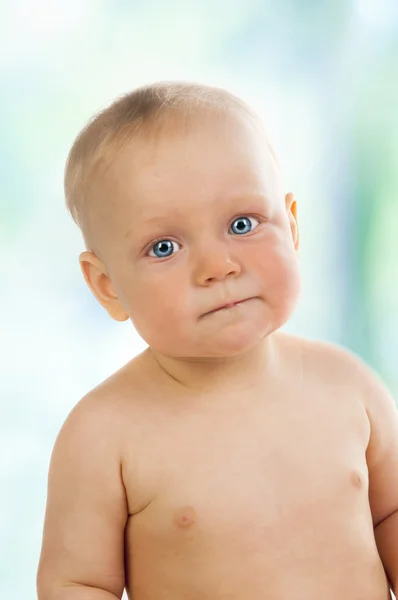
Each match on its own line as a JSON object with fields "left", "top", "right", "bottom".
{"left": 144, "top": 332, "right": 283, "bottom": 396}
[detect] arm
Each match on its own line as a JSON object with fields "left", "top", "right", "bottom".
{"left": 36, "top": 394, "right": 128, "bottom": 600}
{"left": 37, "top": 585, "right": 121, "bottom": 600}
{"left": 360, "top": 364, "right": 398, "bottom": 596}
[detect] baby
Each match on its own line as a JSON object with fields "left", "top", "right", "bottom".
{"left": 37, "top": 81, "right": 398, "bottom": 600}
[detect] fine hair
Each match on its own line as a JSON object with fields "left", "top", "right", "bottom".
{"left": 64, "top": 81, "right": 279, "bottom": 252}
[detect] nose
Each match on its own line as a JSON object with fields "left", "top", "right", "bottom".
{"left": 192, "top": 241, "right": 241, "bottom": 285}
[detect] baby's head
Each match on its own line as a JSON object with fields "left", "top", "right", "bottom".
{"left": 65, "top": 81, "right": 300, "bottom": 358}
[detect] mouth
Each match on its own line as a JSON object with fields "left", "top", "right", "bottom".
{"left": 201, "top": 297, "right": 253, "bottom": 317}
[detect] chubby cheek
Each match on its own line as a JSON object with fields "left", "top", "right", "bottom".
{"left": 126, "top": 274, "right": 190, "bottom": 347}
{"left": 253, "top": 235, "right": 301, "bottom": 314}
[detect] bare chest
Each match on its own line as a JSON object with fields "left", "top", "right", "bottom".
{"left": 121, "top": 389, "right": 390, "bottom": 599}
{"left": 124, "top": 388, "right": 370, "bottom": 535}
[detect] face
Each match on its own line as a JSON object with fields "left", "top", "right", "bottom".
{"left": 84, "top": 112, "right": 300, "bottom": 358}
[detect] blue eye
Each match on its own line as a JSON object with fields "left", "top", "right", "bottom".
{"left": 147, "top": 216, "right": 259, "bottom": 258}
{"left": 148, "top": 239, "right": 180, "bottom": 258}
{"left": 230, "top": 216, "right": 259, "bottom": 235}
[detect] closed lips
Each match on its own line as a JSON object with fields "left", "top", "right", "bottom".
{"left": 203, "top": 297, "right": 252, "bottom": 316}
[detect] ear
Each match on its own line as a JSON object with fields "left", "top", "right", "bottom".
{"left": 79, "top": 251, "right": 129, "bottom": 322}
{"left": 285, "top": 192, "right": 299, "bottom": 251}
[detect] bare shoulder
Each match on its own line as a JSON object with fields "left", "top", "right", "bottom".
{"left": 53, "top": 351, "right": 154, "bottom": 491}
{"left": 280, "top": 331, "right": 358, "bottom": 369}
{"left": 70, "top": 349, "right": 151, "bottom": 418}
{"left": 279, "top": 331, "right": 397, "bottom": 429}
{"left": 279, "top": 331, "right": 385, "bottom": 387}
{"left": 37, "top": 362, "right": 146, "bottom": 596}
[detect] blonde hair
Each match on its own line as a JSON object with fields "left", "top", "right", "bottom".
{"left": 64, "top": 80, "right": 278, "bottom": 252}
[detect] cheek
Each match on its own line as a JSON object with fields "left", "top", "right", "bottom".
{"left": 253, "top": 234, "right": 301, "bottom": 297}
{"left": 272, "top": 251, "right": 301, "bottom": 308}
{"left": 133, "top": 281, "right": 180, "bottom": 314}
{"left": 125, "top": 270, "right": 189, "bottom": 334}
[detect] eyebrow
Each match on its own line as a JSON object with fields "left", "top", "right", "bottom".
{"left": 123, "top": 214, "right": 173, "bottom": 239}
{"left": 123, "top": 193, "right": 270, "bottom": 239}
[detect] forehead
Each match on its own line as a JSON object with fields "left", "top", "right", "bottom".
{"left": 102, "top": 112, "right": 282, "bottom": 231}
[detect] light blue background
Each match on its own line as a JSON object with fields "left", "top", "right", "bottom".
{"left": 1, "top": 1, "right": 398, "bottom": 598}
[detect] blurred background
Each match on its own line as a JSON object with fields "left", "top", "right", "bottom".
{"left": 1, "top": 0, "right": 398, "bottom": 597}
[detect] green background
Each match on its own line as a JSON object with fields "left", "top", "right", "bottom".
{"left": 1, "top": 1, "right": 397, "bottom": 597}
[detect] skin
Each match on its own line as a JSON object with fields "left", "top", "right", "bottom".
{"left": 78, "top": 110, "right": 301, "bottom": 393}
{"left": 37, "top": 110, "right": 398, "bottom": 600}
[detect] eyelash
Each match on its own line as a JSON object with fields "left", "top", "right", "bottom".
{"left": 144, "top": 214, "right": 263, "bottom": 258}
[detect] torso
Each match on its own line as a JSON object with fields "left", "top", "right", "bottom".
{"left": 109, "top": 333, "right": 392, "bottom": 600}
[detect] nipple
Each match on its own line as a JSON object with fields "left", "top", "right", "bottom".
{"left": 173, "top": 505, "right": 197, "bottom": 528}
{"left": 350, "top": 470, "right": 363, "bottom": 489}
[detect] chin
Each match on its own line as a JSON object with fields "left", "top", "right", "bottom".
{"left": 198, "top": 321, "right": 276, "bottom": 357}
